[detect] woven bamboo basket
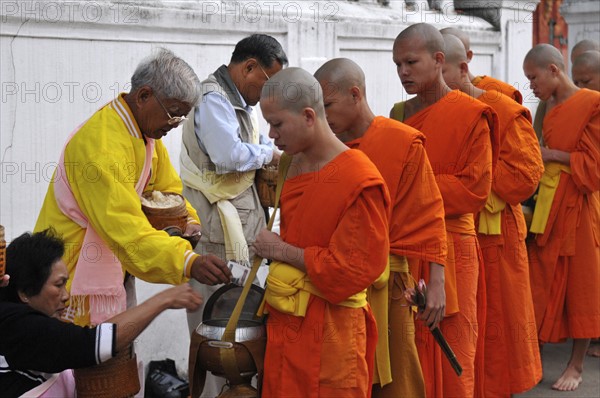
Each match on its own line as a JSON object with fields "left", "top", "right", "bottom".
{"left": 74, "top": 347, "right": 140, "bottom": 398}
{"left": 256, "top": 166, "right": 278, "bottom": 208}
{"left": 141, "top": 191, "right": 188, "bottom": 232}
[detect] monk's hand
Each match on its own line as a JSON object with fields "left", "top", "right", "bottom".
{"left": 190, "top": 254, "right": 231, "bottom": 285}
{"left": 159, "top": 283, "right": 203, "bottom": 311}
{"left": 540, "top": 146, "right": 553, "bottom": 162}
{"left": 182, "top": 223, "right": 202, "bottom": 248}
{"left": 252, "top": 229, "right": 283, "bottom": 260}
{"left": 0, "top": 274, "right": 9, "bottom": 288}
{"left": 418, "top": 263, "right": 445, "bottom": 330}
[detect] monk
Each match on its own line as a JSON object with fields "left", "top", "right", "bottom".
{"left": 524, "top": 43, "right": 600, "bottom": 391}
{"left": 252, "top": 67, "right": 391, "bottom": 398}
{"left": 442, "top": 33, "right": 544, "bottom": 396}
{"left": 570, "top": 39, "right": 600, "bottom": 63}
{"left": 390, "top": 23, "right": 496, "bottom": 398}
{"left": 314, "top": 58, "right": 447, "bottom": 398}
{"left": 571, "top": 48, "right": 600, "bottom": 359}
{"left": 440, "top": 27, "right": 523, "bottom": 104}
{"left": 572, "top": 51, "right": 600, "bottom": 92}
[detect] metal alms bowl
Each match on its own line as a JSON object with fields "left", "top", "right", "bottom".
{"left": 194, "top": 319, "right": 266, "bottom": 377}
{"left": 195, "top": 319, "right": 265, "bottom": 342}
{"left": 193, "top": 284, "right": 266, "bottom": 378}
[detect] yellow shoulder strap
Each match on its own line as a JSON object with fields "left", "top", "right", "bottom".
{"left": 391, "top": 102, "right": 405, "bottom": 122}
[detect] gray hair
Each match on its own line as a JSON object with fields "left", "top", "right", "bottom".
{"left": 130, "top": 47, "right": 201, "bottom": 105}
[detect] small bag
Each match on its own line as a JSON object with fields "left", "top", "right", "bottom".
{"left": 255, "top": 166, "right": 278, "bottom": 208}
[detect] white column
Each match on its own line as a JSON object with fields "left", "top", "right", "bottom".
{"left": 561, "top": 0, "right": 600, "bottom": 72}
{"left": 493, "top": 1, "right": 541, "bottom": 110}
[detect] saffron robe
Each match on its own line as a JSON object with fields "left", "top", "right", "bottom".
{"left": 472, "top": 75, "right": 523, "bottom": 104}
{"left": 393, "top": 90, "right": 496, "bottom": 398}
{"left": 475, "top": 92, "right": 544, "bottom": 396}
{"left": 262, "top": 150, "right": 390, "bottom": 398}
{"left": 34, "top": 95, "right": 200, "bottom": 326}
{"left": 528, "top": 89, "right": 600, "bottom": 343}
{"left": 346, "top": 116, "right": 447, "bottom": 398}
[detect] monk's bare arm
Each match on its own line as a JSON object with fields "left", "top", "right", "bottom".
{"left": 253, "top": 229, "right": 306, "bottom": 272}
{"left": 541, "top": 146, "right": 571, "bottom": 165}
{"left": 421, "top": 262, "right": 445, "bottom": 329}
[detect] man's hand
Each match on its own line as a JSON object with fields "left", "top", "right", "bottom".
{"left": 0, "top": 274, "right": 9, "bottom": 288}
{"left": 190, "top": 254, "right": 231, "bottom": 285}
{"left": 158, "top": 283, "right": 203, "bottom": 311}
{"left": 418, "top": 262, "right": 446, "bottom": 329}
{"left": 182, "top": 223, "right": 202, "bottom": 248}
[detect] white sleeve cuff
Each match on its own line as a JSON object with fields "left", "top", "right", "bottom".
{"left": 95, "top": 323, "right": 116, "bottom": 364}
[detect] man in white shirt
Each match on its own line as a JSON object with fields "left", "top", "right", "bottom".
{"left": 180, "top": 35, "right": 286, "bottom": 386}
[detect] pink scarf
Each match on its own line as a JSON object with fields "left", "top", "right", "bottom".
{"left": 54, "top": 111, "right": 154, "bottom": 325}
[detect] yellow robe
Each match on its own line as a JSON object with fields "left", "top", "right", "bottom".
{"left": 35, "top": 94, "right": 200, "bottom": 326}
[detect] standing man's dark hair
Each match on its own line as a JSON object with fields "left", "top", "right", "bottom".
{"left": 230, "top": 34, "right": 288, "bottom": 68}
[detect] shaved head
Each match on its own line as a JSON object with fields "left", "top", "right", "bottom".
{"left": 571, "top": 39, "right": 600, "bottom": 62}
{"left": 572, "top": 51, "right": 600, "bottom": 91}
{"left": 314, "top": 58, "right": 366, "bottom": 95}
{"left": 573, "top": 50, "right": 600, "bottom": 70}
{"left": 442, "top": 33, "right": 468, "bottom": 65}
{"left": 261, "top": 67, "right": 325, "bottom": 117}
{"left": 524, "top": 44, "right": 565, "bottom": 71}
{"left": 440, "top": 27, "right": 471, "bottom": 53}
{"left": 395, "top": 23, "right": 445, "bottom": 54}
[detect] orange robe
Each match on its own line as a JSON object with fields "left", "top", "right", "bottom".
{"left": 345, "top": 116, "right": 447, "bottom": 398}
{"left": 262, "top": 150, "right": 391, "bottom": 398}
{"left": 528, "top": 89, "right": 600, "bottom": 343}
{"left": 473, "top": 75, "right": 523, "bottom": 104}
{"left": 393, "top": 90, "right": 496, "bottom": 398}
{"left": 475, "top": 92, "right": 544, "bottom": 396}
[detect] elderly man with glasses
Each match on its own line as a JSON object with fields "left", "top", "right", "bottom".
{"left": 35, "top": 48, "right": 231, "bottom": 330}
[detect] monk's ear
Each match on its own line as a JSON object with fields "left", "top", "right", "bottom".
{"left": 303, "top": 107, "right": 316, "bottom": 127}
{"left": 350, "top": 86, "right": 362, "bottom": 103}
{"left": 549, "top": 63, "right": 560, "bottom": 75}
{"left": 434, "top": 51, "right": 445, "bottom": 66}
{"left": 466, "top": 50, "right": 474, "bottom": 63}
{"left": 459, "top": 61, "right": 469, "bottom": 77}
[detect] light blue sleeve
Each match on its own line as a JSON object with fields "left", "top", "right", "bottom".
{"left": 195, "top": 92, "right": 274, "bottom": 174}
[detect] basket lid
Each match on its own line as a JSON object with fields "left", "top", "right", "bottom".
{"left": 202, "top": 283, "right": 264, "bottom": 322}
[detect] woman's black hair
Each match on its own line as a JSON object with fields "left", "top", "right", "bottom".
{"left": 1, "top": 228, "right": 65, "bottom": 303}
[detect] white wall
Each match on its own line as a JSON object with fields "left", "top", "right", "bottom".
{"left": 1, "top": 0, "right": 538, "bottom": 376}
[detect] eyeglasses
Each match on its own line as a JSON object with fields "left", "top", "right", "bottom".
{"left": 154, "top": 95, "right": 187, "bottom": 126}
{"left": 257, "top": 64, "right": 270, "bottom": 81}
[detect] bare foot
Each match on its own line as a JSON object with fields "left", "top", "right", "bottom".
{"left": 552, "top": 365, "right": 583, "bottom": 391}
{"left": 587, "top": 344, "right": 600, "bottom": 358}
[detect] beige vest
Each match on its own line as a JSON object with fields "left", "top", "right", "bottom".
{"left": 181, "top": 67, "right": 265, "bottom": 261}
